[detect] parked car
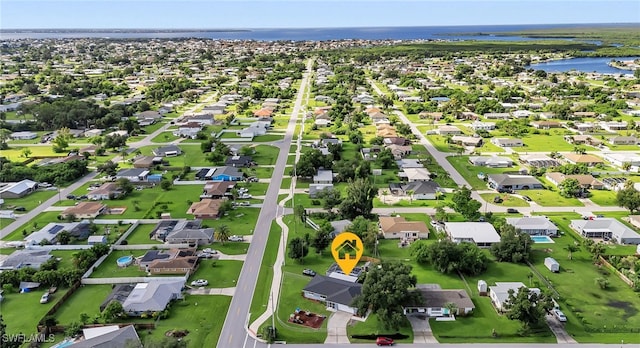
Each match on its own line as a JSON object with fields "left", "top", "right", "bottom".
{"left": 239, "top": 201, "right": 251, "bottom": 206}
{"left": 553, "top": 309, "right": 567, "bottom": 322}
{"left": 522, "top": 195, "right": 532, "bottom": 202}
{"left": 302, "top": 269, "right": 316, "bottom": 277}
{"left": 240, "top": 193, "right": 252, "bottom": 199}
{"left": 493, "top": 196, "right": 503, "bottom": 203}
{"left": 14, "top": 206, "right": 26, "bottom": 212}
{"left": 376, "top": 337, "right": 394, "bottom": 346}
{"left": 40, "top": 293, "right": 50, "bottom": 304}
{"left": 507, "top": 208, "right": 519, "bottom": 214}
{"left": 191, "top": 279, "right": 208, "bottom": 287}
{"left": 66, "top": 194, "right": 75, "bottom": 199}
{"left": 202, "top": 248, "right": 217, "bottom": 254}
{"left": 197, "top": 252, "right": 214, "bottom": 259}
{"left": 39, "top": 182, "right": 52, "bottom": 188}
{"left": 229, "top": 235, "right": 244, "bottom": 242}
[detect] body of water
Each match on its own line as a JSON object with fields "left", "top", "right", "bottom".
{"left": 0, "top": 23, "right": 636, "bottom": 41}
{"left": 527, "top": 56, "right": 639, "bottom": 75}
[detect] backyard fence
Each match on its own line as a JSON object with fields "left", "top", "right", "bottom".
{"left": 113, "top": 243, "right": 190, "bottom": 250}
{"left": 599, "top": 255, "right": 634, "bottom": 287}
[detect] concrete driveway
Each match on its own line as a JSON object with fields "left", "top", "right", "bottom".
{"left": 407, "top": 315, "right": 438, "bottom": 344}
{"left": 546, "top": 314, "right": 577, "bottom": 344}
{"left": 324, "top": 311, "right": 351, "bottom": 344}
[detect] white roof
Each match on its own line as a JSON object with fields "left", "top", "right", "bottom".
{"left": 505, "top": 216, "right": 558, "bottom": 232}
{"left": 444, "top": 222, "right": 501, "bottom": 244}
{"left": 489, "top": 282, "right": 540, "bottom": 306}
{"left": 83, "top": 325, "right": 120, "bottom": 340}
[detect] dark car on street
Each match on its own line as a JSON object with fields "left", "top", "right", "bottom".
{"left": 302, "top": 269, "right": 316, "bottom": 277}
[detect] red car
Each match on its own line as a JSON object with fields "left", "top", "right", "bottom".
{"left": 376, "top": 337, "right": 394, "bottom": 346}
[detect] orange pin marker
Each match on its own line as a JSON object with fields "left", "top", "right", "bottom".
{"left": 331, "top": 232, "right": 364, "bottom": 276}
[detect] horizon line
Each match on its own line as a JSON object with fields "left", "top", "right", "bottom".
{"left": 2, "top": 22, "right": 639, "bottom": 31}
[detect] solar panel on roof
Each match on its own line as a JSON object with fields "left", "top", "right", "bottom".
{"left": 48, "top": 225, "right": 64, "bottom": 234}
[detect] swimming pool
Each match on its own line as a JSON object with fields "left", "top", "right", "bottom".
{"left": 51, "top": 339, "right": 74, "bottom": 348}
{"left": 531, "top": 235, "right": 554, "bottom": 243}
{"left": 116, "top": 255, "right": 133, "bottom": 267}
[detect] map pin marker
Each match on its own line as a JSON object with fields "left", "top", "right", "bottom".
{"left": 331, "top": 232, "right": 364, "bottom": 276}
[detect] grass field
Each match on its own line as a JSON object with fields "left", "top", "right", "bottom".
{"left": 252, "top": 145, "right": 281, "bottom": 165}
{"left": 447, "top": 155, "right": 520, "bottom": 190}
{"left": 587, "top": 190, "right": 620, "bottom": 207}
{"left": 0, "top": 190, "right": 58, "bottom": 211}
{"left": 2, "top": 286, "right": 69, "bottom": 335}
{"left": 188, "top": 260, "right": 243, "bottom": 288}
{"left": 54, "top": 285, "right": 113, "bottom": 325}
{"left": 480, "top": 193, "right": 530, "bottom": 207}
{"left": 125, "top": 223, "right": 162, "bottom": 244}
{"left": 347, "top": 314, "right": 413, "bottom": 344}
{"left": 249, "top": 222, "right": 281, "bottom": 324}
{"left": 526, "top": 189, "right": 584, "bottom": 207}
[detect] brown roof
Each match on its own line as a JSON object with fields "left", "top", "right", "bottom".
{"left": 546, "top": 172, "right": 602, "bottom": 187}
{"left": 203, "top": 181, "right": 235, "bottom": 196}
{"left": 564, "top": 153, "right": 603, "bottom": 164}
{"left": 379, "top": 216, "right": 429, "bottom": 233}
{"left": 187, "top": 199, "right": 223, "bottom": 217}
{"left": 377, "top": 129, "right": 398, "bottom": 138}
{"left": 148, "top": 256, "right": 198, "bottom": 273}
{"left": 365, "top": 107, "right": 381, "bottom": 114}
{"left": 89, "top": 182, "right": 121, "bottom": 197}
{"left": 253, "top": 108, "right": 273, "bottom": 117}
{"left": 62, "top": 202, "right": 106, "bottom": 216}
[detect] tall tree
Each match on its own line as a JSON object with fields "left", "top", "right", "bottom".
{"left": 452, "top": 186, "right": 481, "bottom": 221}
{"left": 353, "top": 262, "right": 421, "bottom": 330}
{"left": 616, "top": 180, "right": 640, "bottom": 213}
{"left": 491, "top": 225, "right": 532, "bottom": 263}
{"left": 558, "top": 178, "right": 582, "bottom": 198}
{"left": 215, "top": 225, "right": 231, "bottom": 245}
{"left": 504, "top": 287, "right": 554, "bottom": 333}
{"left": 339, "top": 178, "right": 377, "bottom": 219}
{"left": 288, "top": 237, "right": 309, "bottom": 262}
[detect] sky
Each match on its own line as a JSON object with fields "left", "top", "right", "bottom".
{"left": 1, "top": 0, "right": 639, "bottom": 29}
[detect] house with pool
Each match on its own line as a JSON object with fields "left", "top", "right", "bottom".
{"left": 505, "top": 216, "right": 558, "bottom": 237}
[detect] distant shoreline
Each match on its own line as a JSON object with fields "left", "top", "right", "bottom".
{"left": 0, "top": 28, "right": 252, "bottom": 33}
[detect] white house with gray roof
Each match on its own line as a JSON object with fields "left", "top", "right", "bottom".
{"left": 469, "top": 156, "right": 513, "bottom": 168}
{"left": 121, "top": 280, "right": 185, "bottom": 316}
{"left": 505, "top": 216, "right": 558, "bottom": 236}
{"left": 489, "top": 282, "right": 541, "bottom": 312}
{"left": 570, "top": 219, "right": 640, "bottom": 245}
{"left": 444, "top": 222, "right": 501, "bottom": 248}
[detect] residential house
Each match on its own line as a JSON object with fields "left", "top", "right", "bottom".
{"left": 252, "top": 108, "right": 273, "bottom": 117}
{"left": 399, "top": 167, "right": 431, "bottom": 182}
{"left": 152, "top": 145, "right": 182, "bottom": 157}
{"left": 600, "top": 121, "right": 627, "bottom": 132}
{"left": 209, "top": 166, "right": 244, "bottom": 181}
{"left": 313, "top": 170, "right": 334, "bottom": 184}
{"left": 25, "top": 221, "right": 91, "bottom": 245}
{"left": 360, "top": 146, "right": 382, "bottom": 161}
{"left": 570, "top": 219, "right": 640, "bottom": 245}
{"left": 309, "top": 184, "right": 334, "bottom": 198}
{"left": 378, "top": 216, "right": 429, "bottom": 241}
{"left": 491, "top": 138, "right": 524, "bottom": 147}
{"left": 195, "top": 168, "right": 217, "bottom": 181}
{"left": 436, "top": 125, "right": 462, "bottom": 135}
{"left": 133, "top": 156, "right": 163, "bottom": 169}
{"left": 225, "top": 155, "right": 254, "bottom": 168}
{"left": 489, "top": 282, "right": 541, "bottom": 312}
{"left": 386, "top": 144, "right": 413, "bottom": 159}
{"left": 469, "top": 121, "right": 496, "bottom": 131}
{"left": 0, "top": 250, "right": 53, "bottom": 270}
{"left": 403, "top": 285, "right": 475, "bottom": 317}
{"left": 314, "top": 118, "right": 331, "bottom": 127}
{"left": 79, "top": 144, "right": 99, "bottom": 156}
{"left": 563, "top": 153, "right": 604, "bottom": 167}
{"left": 84, "top": 129, "right": 103, "bottom": 138}
{"left": 487, "top": 174, "right": 543, "bottom": 191}
{"left": 238, "top": 121, "right": 269, "bottom": 138}
{"left": 200, "top": 181, "right": 235, "bottom": 199}
{"left": 444, "top": 222, "right": 501, "bottom": 247}
{"left": 166, "top": 227, "right": 214, "bottom": 245}
{"left": 139, "top": 248, "right": 198, "bottom": 274}
{"left": 574, "top": 122, "right": 595, "bottom": 132}
{"left": 396, "top": 159, "right": 423, "bottom": 169}
{"left": 330, "top": 219, "right": 352, "bottom": 238}
{"left": 185, "top": 113, "right": 214, "bottom": 125}
{"left": 609, "top": 136, "right": 638, "bottom": 146}
{"left": 520, "top": 154, "right": 561, "bottom": 168}
{"left": 302, "top": 275, "right": 362, "bottom": 315}
{"left": 187, "top": 199, "right": 224, "bottom": 219}
{"left": 115, "top": 169, "right": 149, "bottom": 182}
{"left": 400, "top": 181, "right": 441, "bottom": 200}
{"left": 532, "top": 121, "right": 561, "bottom": 129}
{"left": 376, "top": 125, "right": 398, "bottom": 138}
{"left": 136, "top": 110, "right": 162, "bottom": 123}
{"left": 628, "top": 215, "right": 640, "bottom": 229}
{"left": 70, "top": 325, "right": 142, "bottom": 348}
{"left": 149, "top": 219, "right": 202, "bottom": 241}
{"left": 573, "top": 111, "right": 596, "bottom": 118}
{"left": 0, "top": 179, "right": 38, "bottom": 198}
{"left": 565, "top": 135, "right": 602, "bottom": 146}
{"left": 173, "top": 122, "right": 202, "bottom": 139}
{"left": 10, "top": 131, "right": 37, "bottom": 140}
{"left": 61, "top": 202, "right": 107, "bottom": 219}
{"left": 383, "top": 137, "right": 411, "bottom": 146}
{"left": 468, "top": 156, "right": 513, "bottom": 168}
{"left": 603, "top": 153, "right": 640, "bottom": 171}
{"left": 483, "top": 112, "right": 510, "bottom": 120}
{"left": 451, "top": 135, "right": 483, "bottom": 147}
{"left": 88, "top": 182, "right": 123, "bottom": 200}
{"left": 545, "top": 172, "right": 604, "bottom": 190}
{"left": 103, "top": 280, "right": 184, "bottom": 316}
{"left": 505, "top": 216, "right": 559, "bottom": 237}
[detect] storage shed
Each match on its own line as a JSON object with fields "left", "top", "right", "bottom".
{"left": 544, "top": 257, "right": 560, "bottom": 273}
{"left": 477, "top": 280, "right": 488, "bottom": 295}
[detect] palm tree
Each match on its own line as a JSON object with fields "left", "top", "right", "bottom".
{"left": 381, "top": 189, "right": 388, "bottom": 204}
{"left": 406, "top": 189, "right": 415, "bottom": 204}
{"left": 215, "top": 224, "right": 230, "bottom": 245}
{"left": 564, "top": 244, "right": 579, "bottom": 260}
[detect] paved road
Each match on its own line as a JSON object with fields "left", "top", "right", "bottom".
{"left": 217, "top": 59, "right": 313, "bottom": 348}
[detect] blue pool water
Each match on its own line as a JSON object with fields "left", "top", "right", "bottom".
{"left": 52, "top": 339, "right": 74, "bottom": 348}
{"left": 116, "top": 255, "right": 133, "bottom": 267}
{"left": 531, "top": 235, "right": 554, "bottom": 243}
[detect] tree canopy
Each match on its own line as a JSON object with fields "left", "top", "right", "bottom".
{"left": 452, "top": 186, "right": 482, "bottom": 221}
{"left": 339, "top": 178, "right": 377, "bottom": 219}
{"left": 491, "top": 224, "right": 532, "bottom": 263}
{"left": 411, "top": 239, "right": 488, "bottom": 276}
{"left": 504, "top": 286, "right": 555, "bottom": 332}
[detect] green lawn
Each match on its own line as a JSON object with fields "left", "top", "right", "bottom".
{"left": 142, "top": 295, "right": 232, "bottom": 347}
{"left": 527, "top": 189, "right": 584, "bottom": 207}
{"left": 150, "top": 131, "right": 180, "bottom": 143}
{"left": 347, "top": 314, "right": 413, "bottom": 344}
{"left": 188, "top": 260, "right": 243, "bottom": 288}
{"left": 49, "top": 250, "right": 81, "bottom": 269}
{"left": 480, "top": 193, "right": 530, "bottom": 207}
{"left": 125, "top": 223, "right": 162, "bottom": 245}
{"left": 98, "top": 185, "right": 203, "bottom": 220}
{"left": 588, "top": 190, "right": 620, "bottom": 207}
{"left": 207, "top": 207, "right": 260, "bottom": 235}
{"left": 136, "top": 145, "right": 213, "bottom": 167}
{"left": 514, "top": 133, "right": 576, "bottom": 152}
{"left": 2, "top": 211, "right": 64, "bottom": 241}
{"left": 252, "top": 145, "right": 281, "bottom": 165}
{"left": 249, "top": 222, "right": 281, "bottom": 324}
{"left": 253, "top": 134, "right": 285, "bottom": 142}
{"left": 447, "top": 155, "right": 521, "bottom": 190}
{"left": 2, "top": 286, "right": 69, "bottom": 336}
{"left": 1, "top": 146, "right": 59, "bottom": 161}
{"left": 54, "top": 285, "right": 113, "bottom": 325}
{"left": 0, "top": 190, "right": 58, "bottom": 211}
{"left": 209, "top": 241, "right": 250, "bottom": 255}
{"left": 243, "top": 166, "right": 274, "bottom": 179}
{"left": 90, "top": 250, "right": 163, "bottom": 278}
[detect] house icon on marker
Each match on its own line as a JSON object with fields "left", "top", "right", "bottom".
{"left": 334, "top": 240, "right": 360, "bottom": 260}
